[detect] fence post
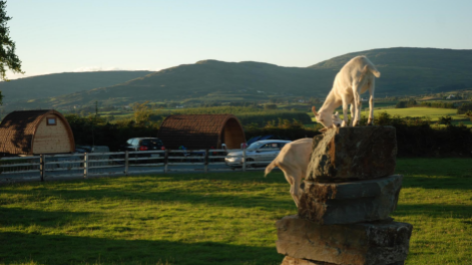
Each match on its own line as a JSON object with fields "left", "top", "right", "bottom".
{"left": 124, "top": 151, "right": 129, "bottom": 175}
{"left": 40, "top": 154, "right": 45, "bottom": 181}
{"left": 84, "top": 153, "right": 88, "bottom": 178}
{"left": 204, "top": 149, "right": 209, "bottom": 173}
{"left": 164, "top": 149, "right": 169, "bottom": 173}
{"left": 242, "top": 149, "right": 246, "bottom": 172}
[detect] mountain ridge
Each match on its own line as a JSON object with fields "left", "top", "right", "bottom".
{"left": 2, "top": 47, "right": 472, "bottom": 111}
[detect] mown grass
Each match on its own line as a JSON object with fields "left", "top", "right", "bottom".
{"left": 1, "top": 158, "right": 472, "bottom": 265}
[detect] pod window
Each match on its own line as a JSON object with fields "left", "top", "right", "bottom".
{"left": 47, "top": 118, "right": 57, "bottom": 126}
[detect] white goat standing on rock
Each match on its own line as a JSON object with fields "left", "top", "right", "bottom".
{"left": 313, "top": 56, "right": 381, "bottom": 128}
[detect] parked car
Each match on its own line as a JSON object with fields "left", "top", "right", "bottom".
{"left": 75, "top": 145, "right": 110, "bottom": 153}
{"left": 225, "top": 139, "right": 291, "bottom": 168}
{"left": 74, "top": 145, "right": 111, "bottom": 167}
{"left": 124, "top": 137, "right": 165, "bottom": 151}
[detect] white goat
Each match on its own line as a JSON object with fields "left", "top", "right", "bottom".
{"left": 265, "top": 138, "right": 313, "bottom": 207}
{"left": 313, "top": 56, "right": 380, "bottom": 128}
{"left": 332, "top": 111, "right": 342, "bottom": 127}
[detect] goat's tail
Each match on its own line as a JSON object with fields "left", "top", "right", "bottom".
{"left": 363, "top": 63, "right": 381, "bottom": 78}
{"left": 264, "top": 160, "right": 277, "bottom": 177}
{"left": 370, "top": 67, "right": 381, "bottom": 78}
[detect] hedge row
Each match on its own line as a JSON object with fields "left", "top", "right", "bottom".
{"left": 65, "top": 114, "right": 472, "bottom": 157}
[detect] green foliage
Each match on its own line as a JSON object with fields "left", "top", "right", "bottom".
{"left": 395, "top": 99, "right": 417, "bottom": 108}
{"left": 149, "top": 106, "right": 313, "bottom": 127}
{"left": 438, "top": 115, "right": 453, "bottom": 125}
{"left": 132, "top": 101, "right": 157, "bottom": 126}
{"left": 263, "top": 104, "right": 277, "bottom": 110}
{"left": 368, "top": 112, "right": 472, "bottom": 156}
{"left": 0, "top": 0, "right": 23, "bottom": 103}
{"left": 420, "top": 101, "right": 456, "bottom": 109}
{"left": 1, "top": 159, "right": 472, "bottom": 264}
{"left": 65, "top": 114, "right": 158, "bottom": 150}
{"left": 457, "top": 102, "right": 472, "bottom": 114}
{"left": 465, "top": 110, "right": 472, "bottom": 121}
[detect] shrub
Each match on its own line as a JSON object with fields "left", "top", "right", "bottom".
{"left": 457, "top": 103, "right": 472, "bottom": 114}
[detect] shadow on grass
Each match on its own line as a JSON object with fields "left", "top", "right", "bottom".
{"left": 396, "top": 158, "right": 472, "bottom": 178}
{"left": 393, "top": 203, "right": 472, "bottom": 219}
{"left": 400, "top": 174, "right": 472, "bottom": 190}
{"left": 0, "top": 207, "right": 92, "bottom": 228}
{"left": 0, "top": 232, "right": 281, "bottom": 265}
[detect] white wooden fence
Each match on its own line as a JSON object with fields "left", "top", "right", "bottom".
{"left": 0, "top": 148, "right": 276, "bottom": 184}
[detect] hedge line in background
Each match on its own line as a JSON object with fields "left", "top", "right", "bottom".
{"left": 65, "top": 114, "right": 472, "bottom": 157}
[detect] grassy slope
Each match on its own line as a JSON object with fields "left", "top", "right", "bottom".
{"left": 1, "top": 71, "right": 154, "bottom": 104}
{"left": 1, "top": 159, "right": 472, "bottom": 265}
{"left": 9, "top": 48, "right": 472, "bottom": 111}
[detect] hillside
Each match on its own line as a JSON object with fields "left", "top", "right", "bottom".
{"left": 4, "top": 47, "right": 472, "bottom": 111}
{"left": 7, "top": 61, "right": 334, "bottom": 110}
{"left": 310, "top": 47, "right": 472, "bottom": 95}
{"left": 0, "top": 71, "right": 154, "bottom": 103}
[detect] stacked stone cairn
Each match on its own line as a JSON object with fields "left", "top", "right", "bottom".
{"left": 276, "top": 126, "right": 413, "bottom": 265}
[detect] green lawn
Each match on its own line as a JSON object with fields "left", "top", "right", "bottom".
{"left": 310, "top": 107, "right": 471, "bottom": 126}
{"left": 1, "top": 158, "right": 472, "bottom": 265}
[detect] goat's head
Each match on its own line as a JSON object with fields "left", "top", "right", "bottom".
{"left": 332, "top": 111, "right": 342, "bottom": 127}
{"left": 312, "top": 106, "right": 333, "bottom": 128}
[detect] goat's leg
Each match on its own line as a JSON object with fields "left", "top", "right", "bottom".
{"left": 341, "top": 96, "right": 349, "bottom": 127}
{"left": 282, "top": 170, "right": 300, "bottom": 207}
{"left": 352, "top": 91, "right": 361, "bottom": 126}
{"left": 367, "top": 79, "right": 375, "bottom": 125}
{"left": 356, "top": 100, "right": 362, "bottom": 124}
{"left": 349, "top": 104, "right": 354, "bottom": 126}
{"left": 289, "top": 172, "right": 302, "bottom": 207}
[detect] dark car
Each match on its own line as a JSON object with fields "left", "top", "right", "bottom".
{"left": 125, "top": 137, "right": 165, "bottom": 151}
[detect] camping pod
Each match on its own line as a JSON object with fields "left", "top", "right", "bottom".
{"left": 159, "top": 114, "right": 246, "bottom": 149}
{"left": 0, "top": 110, "right": 75, "bottom": 156}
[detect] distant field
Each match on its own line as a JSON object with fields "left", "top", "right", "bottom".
{"left": 309, "top": 107, "right": 470, "bottom": 123}
{"left": 367, "top": 107, "right": 464, "bottom": 121}
{"left": 1, "top": 158, "right": 471, "bottom": 264}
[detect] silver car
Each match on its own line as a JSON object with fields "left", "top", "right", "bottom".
{"left": 225, "top": 139, "right": 291, "bottom": 168}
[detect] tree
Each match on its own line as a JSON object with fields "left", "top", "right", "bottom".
{"left": 0, "top": 1, "right": 24, "bottom": 102}
{"left": 133, "top": 101, "right": 153, "bottom": 126}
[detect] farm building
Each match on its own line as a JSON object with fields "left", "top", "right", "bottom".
{"left": 0, "top": 110, "right": 75, "bottom": 156}
{"left": 159, "top": 114, "right": 246, "bottom": 149}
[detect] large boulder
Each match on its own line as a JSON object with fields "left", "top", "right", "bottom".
{"left": 298, "top": 175, "right": 402, "bottom": 224}
{"left": 276, "top": 215, "right": 412, "bottom": 265}
{"left": 307, "top": 126, "right": 397, "bottom": 183}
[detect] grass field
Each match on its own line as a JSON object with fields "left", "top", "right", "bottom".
{"left": 368, "top": 107, "right": 465, "bottom": 121}
{"left": 1, "top": 159, "right": 472, "bottom": 265}
{"left": 309, "top": 107, "right": 472, "bottom": 126}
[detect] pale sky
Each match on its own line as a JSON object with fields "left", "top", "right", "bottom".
{"left": 5, "top": 0, "right": 472, "bottom": 79}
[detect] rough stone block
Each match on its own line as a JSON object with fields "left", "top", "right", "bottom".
{"left": 281, "top": 256, "right": 405, "bottom": 265}
{"left": 307, "top": 126, "right": 397, "bottom": 182}
{"left": 276, "top": 216, "right": 412, "bottom": 265}
{"left": 298, "top": 175, "right": 402, "bottom": 224}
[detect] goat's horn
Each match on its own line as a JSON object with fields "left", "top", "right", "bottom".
{"left": 312, "top": 106, "right": 317, "bottom": 115}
